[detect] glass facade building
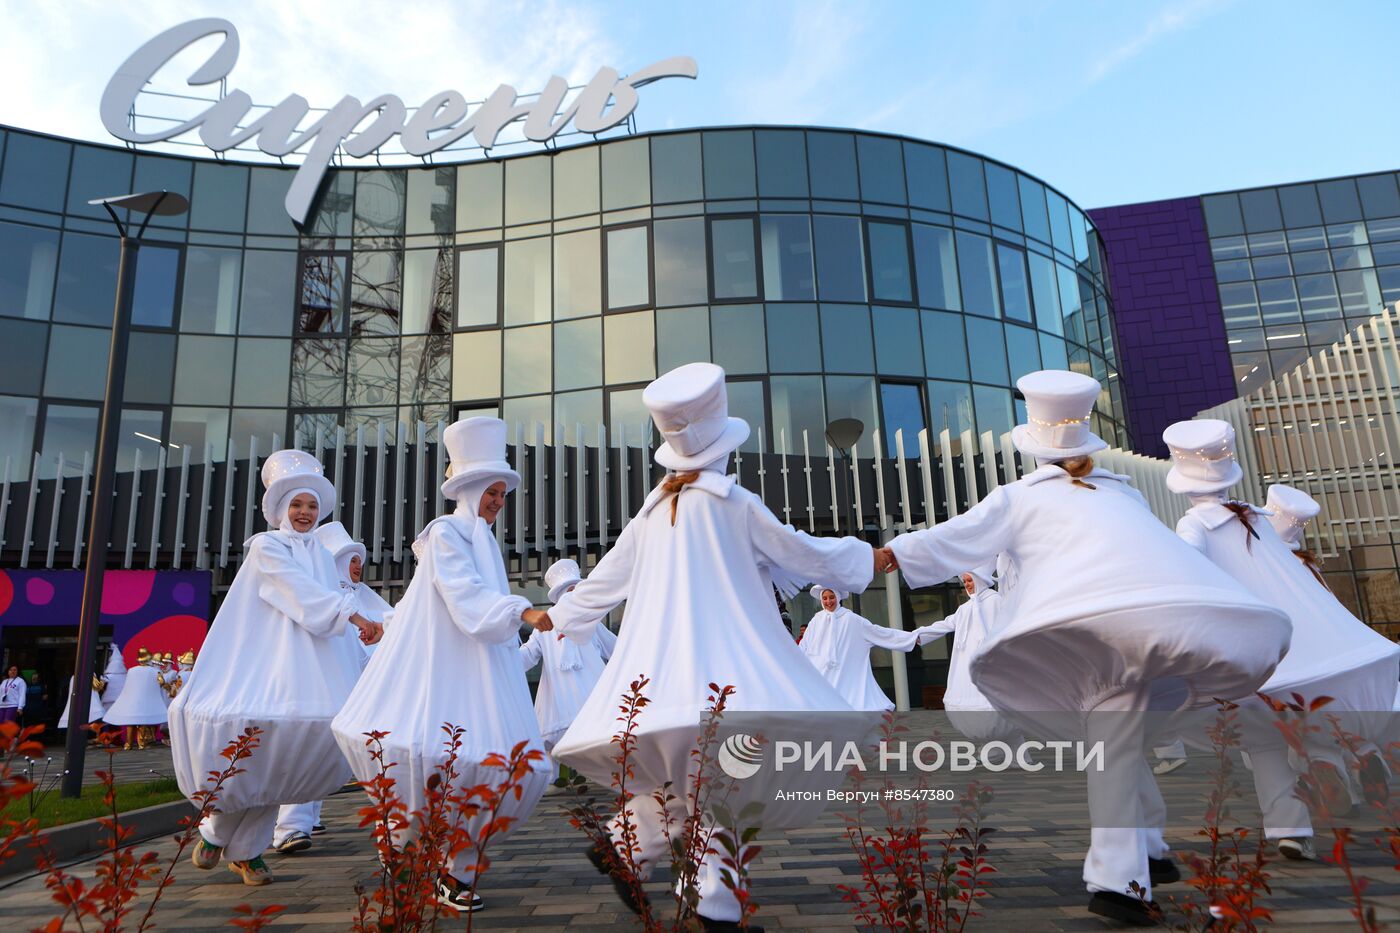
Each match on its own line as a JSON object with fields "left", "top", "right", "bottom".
{"left": 0, "top": 124, "right": 1129, "bottom": 483}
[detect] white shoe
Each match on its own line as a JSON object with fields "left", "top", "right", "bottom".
{"left": 1152, "top": 757, "right": 1187, "bottom": 776}
{"left": 274, "top": 831, "right": 312, "bottom": 854}
{"left": 1277, "top": 837, "right": 1317, "bottom": 861}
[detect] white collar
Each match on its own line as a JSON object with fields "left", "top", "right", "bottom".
{"left": 1185, "top": 499, "right": 1272, "bottom": 530}
{"left": 639, "top": 470, "right": 737, "bottom": 517}
{"left": 1020, "top": 464, "right": 1133, "bottom": 487}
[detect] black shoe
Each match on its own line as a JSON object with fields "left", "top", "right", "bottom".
{"left": 434, "top": 874, "right": 483, "bottom": 912}
{"left": 1148, "top": 856, "right": 1180, "bottom": 885}
{"left": 585, "top": 842, "right": 650, "bottom": 916}
{"left": 1087, "top": 890, "right": 1159, "bottom": 926}
{"left": 696, "top": 919, "right": 764, "bottom": 932}
{"left": 311, "top": 822, "right": 327, "bottom": 834}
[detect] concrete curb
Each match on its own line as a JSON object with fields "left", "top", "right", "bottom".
{"left": 0, "top": 799, "right": 195, "bottom": 881}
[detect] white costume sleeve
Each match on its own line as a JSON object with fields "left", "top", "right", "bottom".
{"left": 519, "top": 630, "right": 544, "bottom": 671}
{"left": 858, "top": 614, "right": 921, "bottom": 652}
{"left": 427, "top": 523, "right": 531, "bottom": 643}
{"left": 550, "top": 521, "right": 639, "bottom": 642}
{"left": 912, "top": 603, "right": 965, "bottom": 645}
{"left": 887, "top": 486, "right": 1013, "bottom": 589}
{"left": 252, "top": 537, "right": 352, "bottom": 637}
{"left": 746, "top": 495, "right": 874, "bottom": 596}
{"left": 594, "top": 624, "right": 619, "bottom": 661}
{"left": 1175, "top": 513, "right": 1207, "bottom": 551}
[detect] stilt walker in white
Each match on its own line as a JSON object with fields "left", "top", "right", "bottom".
{"left": 544, "top": 363, "right": 876, "bottom": 933}
{"left": 799, "top": 584, "right": 934, "bottom": 712}
{"left": 332, "top": 416, "right": 553, "bottom": 914}
{"left": 1167, "top": 423, "right": 1400, "bottom": 851}
{"left": 101, "top": 644, "right": 127, "bottom": 709}
{"left": 169, "top": 450, "right": 382, "bottom": 886}
{"left": 874, "top": 370, "right": 1292, "bottom": 926}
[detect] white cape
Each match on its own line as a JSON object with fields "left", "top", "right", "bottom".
{"left": 58, "top": 677, "right": 105, "bottom": 728}
{"left": 799, "top": 607, "right": 918, "bottom": 712}
{"left": 521, "top": 624, "right": 618, "bottom": 744}
{"left": 917, "top": 588, "right": 1002, "bottom": 711}
{"left": 103, "top": 665, "right": 169, "bottom": 725}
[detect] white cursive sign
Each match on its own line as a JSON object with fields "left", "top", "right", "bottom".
{"left": 100, "top": 19, "right": 698, "bottom": 225}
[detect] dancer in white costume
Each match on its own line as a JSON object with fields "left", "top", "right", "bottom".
{"left": 103, "top": 653, "right": 169, "bottom": 746}
{"left": 545, "top": 363, "right": 875, "bottom": 933}
{"left": 332, "top": 417, "right": 553, "bottom": 914}
{"left": 875, "top": 370, "right": 1291, "bottom": 926}
{"left": 101, "top": 645, "right": 127, "bottom": 708}
{"left": 169, "top": 450, "right": 381, "bottom": 886}
{"left": 1168, "top": 425, "right": 1400, "bottom": 847}
{"left": 799, "top": 585, "right": 934, "bottom": 712}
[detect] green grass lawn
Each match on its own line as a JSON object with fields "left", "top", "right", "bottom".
{"left": 2, "top": 778, "right": 186, "bottom": 831}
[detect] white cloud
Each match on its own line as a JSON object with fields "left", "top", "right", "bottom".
{"left": 1087, "top": 0, "right": 1230, "bottom": 83}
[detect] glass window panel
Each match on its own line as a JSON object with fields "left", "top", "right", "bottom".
{"left": 124, "top": 332, "right": 175, "bottom": 404}
{"left": 921, "top": 310, "right": 968, "bottom": 380}
{"left": 867, "top": 221, "right": 913, "bottom": 303}
{"left": 1262, "top": 325, "right": 1304, "bottom": 348}
{"left": 1257, "top": 278, "right": 1300, "bottom": 324}
{"left": 235, "top": 337, "right": 291, "bottom": 406}
{"left": 1212, "top": 258, "right": 1251, "bottom": 282}
{"left": 292, "top": 411, "right": 342, "bottom": 450}
{"left": 1219, "top": 281, "right": 1261, "bottom": 327}
{"left": 926, "top": 379, "right": 973, "bottom": 436}
{"left": 1247, "top": 230, "right": 1287, "bottom": 255}
{"left": 812, "top": 215, "right": 866, "bottom": 301}
{"left": 0, "top": 133, "right": 70, "bottom": 211}
{"left": 1338, "top": 269, "right": 1382, "bottom": 315}
{"left": 946, "top": 152, "right": 988, "bottom": 221}
{"left": 653, "top": 218, "right": 708, "bottom": 306}
{"left": 456, "top": 161, "right": 503, "bottom": 230}
{"left": 1317, "top": 179, "right": 1363, "bottom": 224}
{"left": 406, "top": 167, "right": 455, "bottom": 235}
{"left": 45, "top": 324, "right": 108, "bottom": 398}
{"left": 554, "top": 229, "right": 601, "bottom": 318}
{"left": 54, "top": 232, "right": 118, "bottom": 326}
{"left": 770, "top": 375, "right": 826, "bottom": 450}
{"left": 1211, "top": 235, "right": 1249, "bottom": 260}
{"left": 1332, "top": 245, "right": 1372, "bottom": 270}
{"left": 1268, "top": 345, "right": 1309, "bottom": 376}
{"left": 607, "top": 387, "right": 650, "bottom": 444}
{"left": 401, "top": 248, "right": 452, "bottom": 335}
{"left": 726, "top": 379, "right": 766, "bottom": 451}
{"left": 1069, "top": 206, "right": 1090, "bottom": 263}
{"left": 0, "top": 221, "right": 58, "bottom": 320}
{"left": 1239, "top": 188, "right": 1283, "bottom": 232}
{"left": 1278, "top": 184, "right": 1322, "bottom": 228}
{"left": 702, "top": 131, "right": 756, "bottom": 200}
{"left": 1201, "top": 193, "right": 1245, "bottom": 236}
{"left": 606, "top": 225, "right": 650, "bottom": 309}
{"left": 113, "top": 408, "right": 166, "bottom": 472}
{"left": 239, "top": 251, "right": 297, "bottom": 336}
{"left": 601, "top": 138, "right": 650, "bottom": 210}
{"left": 349, "top": 251, "right": 401, "bottom": 336}
{"left": 352, "top": 170, "right": 407, "bottom": 238}
{"left": 755, "top": 130, "right": 808, "bottom": 198}
{"left": 1056, "top": 264, "right": 1085, "bottom": 343}
{"left": 766, "top": 303, "right": 821, "bottom": 372}
{"left": 1379, "top": 265, "right": 1400, "bottom": 305}
{"left": 965, "top": 317, "right": 1008, "bottom": 384}
{"left": 710, "top": 217, "right": 759, "bottom": 300}
{"left": 807, "top": 132, "right": 859, "bottom": 200}
{"left": 973, "top": 384, "right": 1013, "bottom": 437}
{"left": 1304, "top": 319, "right": 1346, "bottom": 346}
{"left": 174, "top": 335, "right": 234, "bottom": 406}
{"left": 1372, "top": 241, "right": 1400, "bottom": 266}
{"left": 299, "top": 253, "right": 348, "bottom": 334}
{"left": 1005, "top": 323, "right": 1041, "bottom": 382}
{"left": 873, "top": 306, "right": 922, "bottom": 376}
{"left": 711, "top": 304, "right": 766, "bottom": 374}
{"left": 759, "top": 215, "right": 814, "bottom": 301}
{"left": 190, "top": 162, "right": 248, "bottom": 231}
{"left": 65, "top": 146, "right": 132, "bottom": 221}
{"left": 879, "top": 381, "right": 926, "bottom": 457}
{"left": 604, "top": 309, "right": 656, "bottom": 384}
{"left": 554, "top": 390, "right": 603, "bottom": 444}
{"left": 857, "top": 135, "right": 905, "bottom": 204}
{"left": 1297, "top": 273, "right": 1342, "bottom": 319}
{"left": 1018, "top": 176, "right": 1051, "bottom": 243}
{"left": 824, "top": 376, "right": 879, "bottom": 444}
{"left": 246, "top": 169, "right": 298, "bottom": 235}
{"left": 290, "top": 338, "right": 344, "bottom": 406}
{"left": 180, "top": 247, "right": 241, "bottom": 334}
{"left": 1039, "top": 333, "right": 1069, "bottom": 370}
{"left": 229, "top": 408, "right": 285, "bottom": 455}
{"left": 451, "top": 330, "right": 501, "bottom": 399}
{"left": 553, "top": 146, "right": 600, "bottom": 218}
{"left": 132, "top": 156, "right": 191, "bottom": 230}
{"left": 651, "top": 133, "right": 703, "bottom": 203}
{"left": 505, "top": 157, "right": 551, "bottom": 226}
{"left": 954, "top": 231, "right": 1000, "bottom": 317}
{"left": 456, "top": 246, "right": 499, "bottom": 328}
{"left": 1046, "top": 190, "right": 1074, "bottom": 254}
{"left": 169, "top": 406, "right": 227, "bottom": 463}
{"left": 553, "top": 317, "right": 602, "bottom": 390}
{"left": 38, "top": 404, "right": 97, "bottom": 479}
{"left": 1250, "top": 253, "right": 1291, "bottom": 278}
{"left": 820, "top": 303, "right": 874, "bottom": 372}
{"left": 504, "top": 237, "right": 551, "bottom": 325}
{"left": 903, "top": 143, "right": 950, "bottom": 212}
{"left": 348, "top": 337, "right": 399, "bottom": 406}
{"left": 1357, "top": 173, "right": 1400, "bottom": 218}
{"left": 0, "top": 318, "right": 46, "bottom": 394}
{"left": 985, "top": 164, "right": 1022, "bottom": 231}
{"left": 398, "top": 333, "right": 450, "bottom": 407}
{"left": 996, "top": 244, "right": 1032, "bottom": 323}
{"left": 912, "top": 225, "right": 959, "bottom": 311}
{"left": 306, "top": 171, "right": 354, "bottom": 238}
{"left": 656, "top": 305, "right": 710, "bottom": 372}
{"left": 503, "top": 324, "right": 551, "bottom": 395}
{"left": 1226, "top": 328, "right": 1263, "bottom": 351}
{"left": 131, "top": 245, "right": 180, "bottom": 328}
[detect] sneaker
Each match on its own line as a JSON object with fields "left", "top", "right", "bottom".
{"left": 586, "top": 841, "right": 650, "bottom": 916}
{"left": 274, "top": 831, "right": 312, "bottom": 854}
{"left": 1152, "top": 757, "right": 1187, "bottom": 776}
{"left": 434, "top": 874, "right": 484, "bottom": 912}
{"left": 311, "top": 822, "right": 327, "bottom": 834}
{"left": 1148, "top": 856, "right": 1180, "bottom": 885}
{"left": 191, "top": 836, "right": 222, "bottom": 870}
{"left": 1087, "top": 890, "right": 1160, "bottom": 926}
{"left": 1278, "top": 836, "right": 1317, "bottom": 861}
{"left": 228, "top": 856, "right": 274, "bottom": 886}
{"left": 543, "top": 781, "right": 571, "bottom": 797}
{"left": 1307, "top": 760, "right": 1354, "bottom": 818}
{"left": 1358, "top": 751, "right": 1391, "bottom": 806}
{"left": 696, "top": 918, "right": 765, "bottom": 932}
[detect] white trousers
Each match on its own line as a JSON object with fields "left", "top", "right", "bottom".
{"left": 609, "top": 796, "right": 749, "bottom": 923}
{"left": 273, "top": 800, "right": 323, "bottom": 847}
{"left": 444, "top": 768, "right": 550, "bottom": 885}
{"left": 201, "top": 805, "right": 279, "bottom": 862}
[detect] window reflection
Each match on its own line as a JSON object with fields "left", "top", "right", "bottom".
{"left": 348, "top": 337, "right": 399, "bottom": 406}
{"left": 760, "top": 216, "right": 814, "bottom": 301}
{"left": 239, "top": 251, "right": 297, "bottom": 336}
{"left": 857, "top": 136, "right": 905, "bottom": 205}
{"left": 44, "top": 325, "right": 109, "bottom": 399}
{"left": 911, "top": 225, "right": 959, "bottom": 311}
{"left": 966, "top": 318, "right": 1009, "bottom": 385}
{"left": 174, "top": 335, "right": 235, "bottom": 406}
{"left": 54, "top": 232, "right": 118, "bottom": 326}
{"left": 554, "top": 230, "right": 601, "bottom": 318}
{"left": 947, "top": 152, "right": 988, "bottom": 221}
{"left": 808, "top": 132, "right": 859, "bottom": 200}
{"left": 131, "top": 245, "right": 181, "bottom": 328}
{"left": 402, "top": 248, "right": 453, "bottom": 334}
{"left": 504, "top": 238, "right": 551, "bottom": 325}
{"left": 351, "top": 251, "right": 403, "bottom": 336}
{"left": 0, "top": 318, "right": 45, "bottom": 395}
{"left": 503, "top": 324, "right": 551, "bottom": 395}
{"left": 702, "top": 131, "right": 756, "bottom": 200}
{"left": 926, "top": 379, "right": 973, "bottom": 437}
{"left": 399, "top": 333, "right": 450, "bottom": 408}
{"left": 656, "top": 305, "right": 710, "bottom": 372}
{"left": 291, "top": 338, "right": 346, "bottom": 407}
{"left": 601, "top": 139, "right": 650, "bottom": 210}
{"left": 38, "top": 403, "right": 97, "bottom": 479}
{"left": 181, "top": 247, "right": 241, "bottom": 334}
{"left": 922, "top": 310, "right": 968, "bottom": 380}
{"left": 711, "top": 304, "right": 765, "bottom": 374}
{"left": 756, "top": 131, "right": 808, "bottom": 198}
{"left": 653, "top": 218, "right": 707, "bottom": 306}
{"left": 553, "top": 317, "right": 602, "bottom": 390}
{"left": 954, "top": 231, "right": 1000, "bottom": 318}
{"left": 406, "top": 167, "right": 455, "bottom": 235}
{"left": 553, "top": 147, "right": 600, "bottom": 218}
{"left": 820, "top": 303, "right": 874, "bottom": 373}
{"left": 770, "top": 375, "right": 826, "bottom": 450}
{"left": 298, "top": 253, "right": 349, "bottom": 334}
{"left": 456, "top": 246, "right": 499, "bottom": 328}
{"left": 873, "top": 306, "right": 922, "bottom": 376}
{"left": 710, "top": 217, "right": 759, "bottom": 300}
{"left": 866, "top": 221, "right": 913, "bottom": 303}
{"left": 995, "top": 245, "right": 1032, "bottom": 323}
{"left": 766, "top": 303, "right": 821, "bottom": 372}
{"left": 813, "top": 216, "right": 866, "bottom": 302}
{"left": 604, "top": 310, "right": 656, "bottom": 384}
{"left": 879, "top": 382, "right": 926, "bottom": 457}
{"left": 0, "top": 221, "right": 58, "bottom": 320}
{"left": 606, "top": 225, "right": 651, "bottom": 310}
{"left": 234, "top": 337, "right": 291, "bottom": 407}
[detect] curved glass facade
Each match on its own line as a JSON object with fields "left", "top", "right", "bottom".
{"left": 0, "top": 124, "right": 1128, "bottom": 480}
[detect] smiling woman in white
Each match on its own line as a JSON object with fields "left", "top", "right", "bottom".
{"left": 799, "top": 584, "right": 927, "bottom": 712}
{"left": 332, "top": 416, "right": 552, "bottom": 914}
{"left": 168, "top": 450, "right": 379, "bottom": 887}
{"left": 874, "top": 370, "right": 1292, "bottom": 926}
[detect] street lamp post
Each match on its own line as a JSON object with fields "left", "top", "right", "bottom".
{"left": 825, "top": 418, "right": 864, "bottom": 614}
{"left": 62, "top": 191, "right": 189, "bottom": 799}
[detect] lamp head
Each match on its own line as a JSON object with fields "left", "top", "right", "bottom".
{"left": 825, "top": 417, "right": 864, "bottom": 451}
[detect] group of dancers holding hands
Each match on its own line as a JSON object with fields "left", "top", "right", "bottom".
{"left": 167, "top": 362, "right": 1398, "bottom": 929}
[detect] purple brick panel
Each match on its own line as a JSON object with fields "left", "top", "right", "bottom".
{"left": 1089, "top": 197, "right": 1237, "bottom": 458}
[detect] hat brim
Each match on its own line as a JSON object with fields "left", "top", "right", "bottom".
{"left": 262, "top": 475, "right": 337, "bottom": 528}
{"left": 1009, "top": 424, "right": 1108, "bottom": 462}
{"left": 655, "top": 417, "right": 750, "bottom": 471}
{"left": 1164, "top": 460, "right": 1243, "bottom": 495}
{"left": 441, "top": 463, "right": 521, "bottom": 501}
{"left": 548, "top": 578, "right": 582, "bottom": 603}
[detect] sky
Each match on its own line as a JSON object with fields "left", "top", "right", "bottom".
{"left": 1, "top": 0, "right": 1395, "bottom": 210}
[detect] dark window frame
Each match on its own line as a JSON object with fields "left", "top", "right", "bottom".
{"left": 705, "top": 214, "right": 764, "bottom": 305}
{"left": 601, "top": 221, "right": 654, "bottom": 314}
{"left": 876, "top": 377, "right": 928, "bottom": 459}
{"left": 452, "top": 242, "right": 504, "bottom": 332}
{"left": 863, "top": 218, "right": 918, "bottom": 307}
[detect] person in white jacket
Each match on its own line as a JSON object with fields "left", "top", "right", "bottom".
{"left": 799, "top": 585, "right": 931, "bottom": 712}
{"left": 332, "top": 417, "right": 553, "bottom": 914}
{"left": 1, "top": 665, "right": 26, "bottom": 724}
{"left": 169, "top": 450, "right": 382, "bottom": 887}
{"left": 520, "top": 558, "right": 618, "bottom": 790}
{"left": 874, "top": 370, "right": 1291, "bottom": 927}
{"left": 1167, "top": 422, "right": 1400, "bottom": 853}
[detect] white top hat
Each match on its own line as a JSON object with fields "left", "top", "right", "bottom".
{"left": 644, "top": 363, "right": 751, "bottom": 471}
{"left": 315, "top": 521, "right": 366, "bottom": 563}
{"left": 1265, "top": 483, "right": 1320, "bottom": 551}
{"left": 810, "top": 584, "right": 849, "bottom": 603}
{"left": 1008, "top": 370, "right": 1108, "bottom": 460}
{"left": 441, "top": 416, "right": 520, "bottom": 500}
{"left": 1163, "top": 419, "right": 1244, "bottom": 495}
{"left": 545, "top": 558, "right": 583, "bottom": 603}
{"left": 261, "top": 449, "right": 336, "bottom": 527}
